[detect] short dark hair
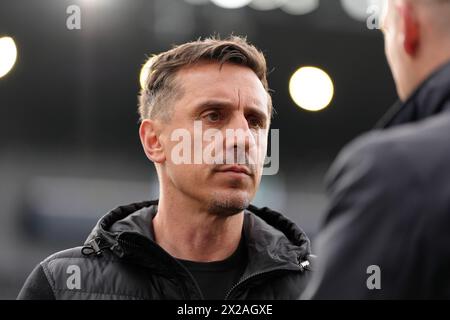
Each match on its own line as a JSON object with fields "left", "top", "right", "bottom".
{"left": 138, "top": 35, "right": 272, "bottom": 122}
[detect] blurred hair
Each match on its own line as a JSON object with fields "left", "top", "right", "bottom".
{"left": 138, "top": 35, "right": 272, "bottom": 122}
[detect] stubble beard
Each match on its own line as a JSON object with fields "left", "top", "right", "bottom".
{"left": 207, "top": 191, "right": 251, "bottom": 217}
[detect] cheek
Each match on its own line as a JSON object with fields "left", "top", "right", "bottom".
{"left": 384, "top": 33, "right": 400, "bottom": 75}
{"left": 255, "top": 131, "right": 268, "bottom": 167}
{"left": 166, "top": 163, "right": 207, "bottom": 193}
{"left": 384, "top": 32, "right": 394, "bottom": 63}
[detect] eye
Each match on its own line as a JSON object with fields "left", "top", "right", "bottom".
{"left": 247, "top": 115, "right": 265, "bottom": 129}
{"left": 203, "top": 110, "right": 222, "bottom": 123}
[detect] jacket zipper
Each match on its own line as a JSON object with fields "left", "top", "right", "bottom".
{"left": 224, "top": 268, "right": 297, "bottom": 300}
{"left": 95, "top": 237, "right": 309, "bottom": 300}
{"left": 224, "top": 258, "right": 310, "bottom": 300}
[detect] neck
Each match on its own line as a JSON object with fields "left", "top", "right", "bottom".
{"left": 410, "top": 42, "right": 450, "bottom": 98}
{"left": 152, "top": 188, "right": 244, "bottom": 262}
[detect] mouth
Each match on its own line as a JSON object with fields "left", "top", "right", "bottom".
{"left": 215, "top": 165, "right": 252, "bottom": 176}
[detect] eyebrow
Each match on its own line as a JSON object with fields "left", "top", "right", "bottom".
{"left": 194, "top": 99, "right": 269, "bottom": 120}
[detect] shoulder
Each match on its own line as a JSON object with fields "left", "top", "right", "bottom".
{"left": 324, "top": 113, "right": 450, "bottom": 229}
{"left": 40, "top": 247, "right": 90, "bottom": 289}
{"left": 39, "top": 246, "right": 136, "bottom": 298}
{"left": 327, "top": 129, "right": 411, "bottom": 198}
{"left": 18, "top": 247, "right": 100, "bottom": 300}
{"left": 329, "top": 113, "right": 450, "bottom": 191}
{"left": 41, "top": 246, "right": 119, "bottom": 279}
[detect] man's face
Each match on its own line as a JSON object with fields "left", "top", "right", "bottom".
{"left": 157, "top": 62, "right": 270, "bottom": 215}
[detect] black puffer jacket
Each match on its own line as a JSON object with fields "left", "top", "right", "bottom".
{"left": 22, "top": 200, "right": 312, "bottom": 300}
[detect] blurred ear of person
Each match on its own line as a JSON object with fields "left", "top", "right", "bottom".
{"left": 382, "top": 0, "right": 450, "bottom": 101}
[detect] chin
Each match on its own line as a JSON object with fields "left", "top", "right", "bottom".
{"left": 207, "top": 190, "right": 252, "bottom": 217}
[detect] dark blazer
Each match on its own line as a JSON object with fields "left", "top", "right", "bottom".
{"left": 304, "top": 61, "right": 450, "bottom": 299}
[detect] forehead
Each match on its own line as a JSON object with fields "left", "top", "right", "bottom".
{"left": 173, "top": 61, "right": 268, "bottom": 109}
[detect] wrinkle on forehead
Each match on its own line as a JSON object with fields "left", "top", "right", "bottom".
{"left": 176, "top": 61, "right": 270, "bottom": 115}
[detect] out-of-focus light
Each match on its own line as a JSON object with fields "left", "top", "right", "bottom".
{"left": 0, "top": 36, "right": 18, "bottom": 78}
{"left": 281, "top": 0, "right": 319, "bottom": 15}
{"left": 289, "top": 66, "right": 334, "bottom": 112}
{"left": 80, "top": 0, "right": 113, "bottom": 8}
{"left": 210, "top": 0, "right": 252, "bottom": 9}
{"left": 249, "top": 0, "right": 284, "bottom": 11}
{"left": 184, "top": 0, "right": 209, "bottom": 5}
{"left": 341, "top": 0, "right": 370, "bottom": 21}
{"left": 139, "top": 56, "right": 156, "bottom": 90}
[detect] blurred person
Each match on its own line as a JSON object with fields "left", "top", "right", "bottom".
{"left": 303, "top": 0, "right": 450, "bottom": 299}
{"left": 17, "top": 36, "right": 312, "bottom": 300}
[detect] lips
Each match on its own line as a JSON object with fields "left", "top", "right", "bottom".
{"left": 216, "top": 165, "right": 252, "bottom": 176}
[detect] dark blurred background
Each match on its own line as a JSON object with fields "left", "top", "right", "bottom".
{"left": 0, "top": 0, "right": 396, "bottom": 299}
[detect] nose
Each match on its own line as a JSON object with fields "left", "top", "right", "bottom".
{"left": 223, "top": 114, "right": 256, "bottom": 164}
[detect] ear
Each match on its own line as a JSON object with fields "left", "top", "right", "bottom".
{"left": 139, "top": 119, "right": 166, "bottom": 164}
{"left": 399, "top": 2, "right": 420, "bottom": 56}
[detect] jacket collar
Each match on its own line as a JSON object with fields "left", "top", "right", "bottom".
{"left": 84, "top": 200, "right": 311, "bottom": 274}
{"left": 376, "top": 60, "right": 450, "bottom": 129}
